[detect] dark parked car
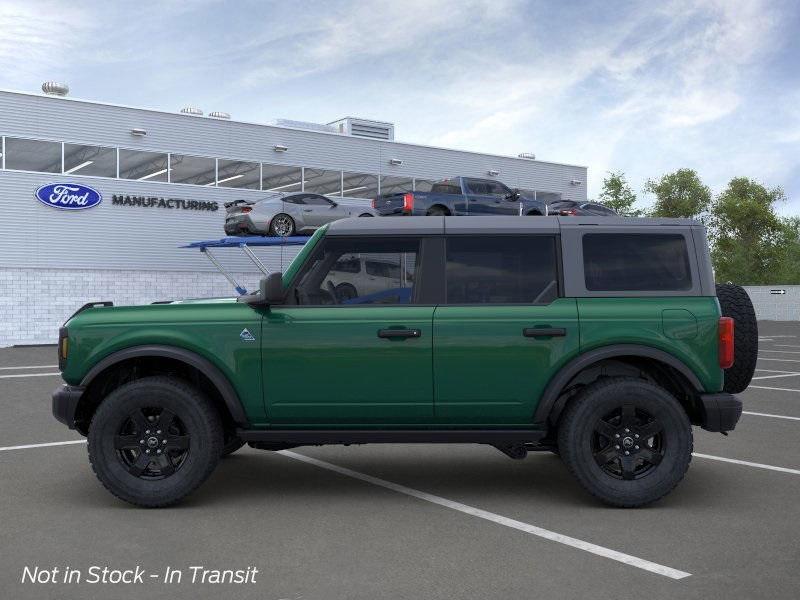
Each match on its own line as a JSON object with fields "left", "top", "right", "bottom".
{"left": 372, "top": 177, "right": 547, "bottom": 217}
{"left": 549, "top": 199, "right": 617, "bottom": 216}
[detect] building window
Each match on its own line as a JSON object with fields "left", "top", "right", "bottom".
{"left": 119, "top": 149, "right": 169, "bottom": 182}
{"left": 379, "top": 175, "right": 413, "bottom": 195}
{"left": 63, "top": 144, "right": 117, "bottom": 177}
{"left": 413, "top": 178, "right": 436, "bottom": 192}
{"left": 170, "top": 154, "right": 216, "bottom": 186}
{"left": 217, "top": 159, "right": 260, "bottom": 189}
{"left": 341, "top": 172, "right": 379, "bottom": 198}
{"left": 304, "top": 168, "right": 342, "bottom": 196}
{"left": 262, "top": 164, "right": 302, "bottom": 192}
{"left": 4, "top": 137, "right": 61, "bottom": 173}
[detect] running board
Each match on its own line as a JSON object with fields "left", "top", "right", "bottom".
{"left": 236, "top": 429, "right": 546, "bottom": 446}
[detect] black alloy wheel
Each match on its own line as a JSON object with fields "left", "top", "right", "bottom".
{"left": 114, "top": 407, "right": 190, "bottom": 479}
{"left": 591, "top": 404, "right": 665, "bottom": 480}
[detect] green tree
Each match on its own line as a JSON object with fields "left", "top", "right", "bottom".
{"left": 709, "top": 177, "right": 786, "bottom": 284}
{"left": 644, "top": 168, "right": 711, "bottom": 219}
{"left": 598, "top": 171, "right": 641, "bottom": 216}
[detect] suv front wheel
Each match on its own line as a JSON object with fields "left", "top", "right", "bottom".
{"left": 88, "top": 376, "right": 223, "bottom": 507}
{"left": 558, "top": 377, "right": 692, "bottom": 507}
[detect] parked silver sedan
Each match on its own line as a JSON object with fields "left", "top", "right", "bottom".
{"left": 224, "top": 192, "right": 377, "bottom": 237}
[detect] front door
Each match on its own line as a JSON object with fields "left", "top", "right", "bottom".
{"left": 433, "top": 235, "right": 579, "bottom": 424}
{"left": 261, "top": 235, "right": 434, "bottom": 424}
{"left": 300, "top": 194, "right": 348, "bottom": 228}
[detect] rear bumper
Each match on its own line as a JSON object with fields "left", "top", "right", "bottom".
{"left": 698, "top": 393, "right": 742, "bottom": 432}
{"left": 52, "top": 385, "right": 84, "bottom": 430}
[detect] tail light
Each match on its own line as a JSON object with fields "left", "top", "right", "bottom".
{"left": 402, "top": 193, "right": 414, "bottom": 213}
{"left": 559, "top": 209, "right": 578, "bottom": 216}
{"left": 371, "top": 198, "right": 377, "bottom": 209}
{"left": 241, "top": 207, "right": 252, "bottom": 213}
{"left": 718, "top": 317, "right": 734, "bottom": 369}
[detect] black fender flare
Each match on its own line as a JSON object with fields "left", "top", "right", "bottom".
{"left": 533, "top": 344, "right": 704, "bottom": 426}
{"left": 80, "top": 345, "right": 249, "bottom": 426}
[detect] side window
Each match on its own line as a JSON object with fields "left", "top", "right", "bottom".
{"left": 445, "top": 236, "right": 559, "bottom": 304}
{"left": 583, "top": 233, "right": 692, "bottom": 291}
{"left": 431, "top": 181, "right": 461, "bottom": 195}
{"left": 295, "top": 238, "right": 419, "bottom": 305}
{"left": 466, "top": 179, "right": 490, "bottom": 195}
{"left": 284, "top": 195, "right": 305, "bottom": 205}
{"left": 487, "top": 181, "right": 512, "bottom": 197}
{"left": 304, "top": 194, "right": 334, "bottom": 206}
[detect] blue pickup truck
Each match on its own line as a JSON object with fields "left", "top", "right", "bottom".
{"left": 372, "top": 177, "right": 548, "bottom": 217}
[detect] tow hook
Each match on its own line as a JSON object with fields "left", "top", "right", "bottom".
{"left": 494, "top": 444, "right": 528, "bottom": 460}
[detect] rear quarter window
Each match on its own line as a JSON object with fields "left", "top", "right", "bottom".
{"left": 583, "top": 233, "right": 692, "bottom": 291}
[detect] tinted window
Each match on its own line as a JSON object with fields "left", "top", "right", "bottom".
{"left": 446, "top": 236, "right": 558, "bottom": 304}
{"left": 342, "top": 172, "right": 379, "bottom": 198}
{"left": 119, "top": 149, "right": 168, "bottom": 182}
{"left": 466, "top": 179, "right": 491, "bottom": 195}
{"left": 304, "top": 168, "right": 342, "bottom": 196}
{"left": 431, "top": 180, "right": 462, "bottom": 195}
{"left": 283, "top": 195, "right": 305, "bottom": 205}
{"left": 5, "top": 137, "right": 61, "bottom": 173}
{"left": 217, "top": 159, "right": 260, "bottom": 189}
{"left": 64, "top": 144, "right": 117, "bottom": 177}
{"left": 414, "top": 178, "right": 436, "bottom": 192}
{"left": 295, "top": 238, "right": 419, "bottom": 305}
{"left": 380, "top": 175, "right": 413, "bottom": 195}
{"left": 170, "top": 154, "right": 215, "bottom": 186}
{"left": 583, "top": 233, "right": 691, "bottom": 291}
{"left": 304, "top": 194, "right": 334, "bottom": 206}
{"left": 262, "top": 164, "right": 302, "bottom": 193}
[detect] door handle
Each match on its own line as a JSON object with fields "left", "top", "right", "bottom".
{"left": 523, "top": 327, "right": 566, "bottom": 338}
{"left": 378, "top": 328, "right": 421, "bottom": 339}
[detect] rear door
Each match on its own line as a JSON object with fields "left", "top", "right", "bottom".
{"left": 432, "top": 231, "right": 579, "bottom": 424}
{"left": 262, "top": 235, "right": 436, "bottom": 424}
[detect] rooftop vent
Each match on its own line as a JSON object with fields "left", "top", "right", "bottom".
{"left": 42, "top": 82, "right": 69, "bottom": 96}
{"left": 269, "top": 119, "right": 337, "bottom": 134}
{"left": 517, "top": 152, "right": 536, "bottom": 160}
{"left": 328, "top": 117, "right": 395, "bottom": 141}
{"left": 208, "top": 111, "right": 231, "bottom": 119}
{"left": 180, "top": 106, "right": 203, "bottom": 116}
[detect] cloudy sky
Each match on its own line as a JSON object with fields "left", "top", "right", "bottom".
{"left": 2, "top": 0, "right": 798, "bottom": 211}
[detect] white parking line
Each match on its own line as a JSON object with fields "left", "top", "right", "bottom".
{"left": 749, "top": 385, "right": 800, "bottom": 393}
{"left": 752, "top": 372, "right": 800, "bottom": 380}
{"left": 278, "top": 450, "right": 691, "bottom": 580}
{"left": 0, "top": 440, "right": 86, "bottom": 452}
{"left": 743, "top": 411, "right": 800, "bottom": 422}
{"left": 0, "top": 372, "right": 61, "bottom": 379}
{"left": 760, "top": 349, "right": 800, "bottom": 355}
{"left": 0, "top": 365, "right": 58, "bottom": 370}
{"left": 693, "top": 453, "right": 800, "bottom": 475}
{"left": 754, "top": 368, "right": 800, "bottom": 373}
{"left": 774, "top": 344, "right": 800, "bottom": 349}
{"left": 757, "top": 357, "right": 800, "bottom": 364}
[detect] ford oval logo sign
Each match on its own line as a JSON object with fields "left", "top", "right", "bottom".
{"left": 35, "top": 183, "right": 102, "bottom": 210}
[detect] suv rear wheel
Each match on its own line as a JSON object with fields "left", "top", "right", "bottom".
{"left": 558, "top": 377, "right": 692, "bottom": 507}
{"left": 87, "top": 376, "right": 223, "bottom": 507}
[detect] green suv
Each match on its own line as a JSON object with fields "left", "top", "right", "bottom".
{"left": 52, "top": 216, "right": 757, "bottom": 508}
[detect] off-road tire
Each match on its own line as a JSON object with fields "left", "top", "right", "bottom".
{"left": 716, "top": 283, "right": 758, "bottom": 393}
{"left": 88, "top": 376, "right": 223, "bottom": 508}
{"left": 558, "top": 377, "right": 693, "bottom": 508}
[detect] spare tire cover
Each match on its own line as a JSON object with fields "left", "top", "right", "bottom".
{"left": 716, "top": 283, "right": 758, "bottom": 393}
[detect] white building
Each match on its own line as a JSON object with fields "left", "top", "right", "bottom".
{"left": 0, "top": 85, "right": 587, "bottom": 346}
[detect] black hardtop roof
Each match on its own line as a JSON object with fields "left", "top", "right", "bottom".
{"left": 326, "top": 216, "right": 700, "bottom": 236}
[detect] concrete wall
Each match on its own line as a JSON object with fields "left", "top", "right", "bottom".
{"left": 743, "top": 286, "right": 800, "bottom": 321}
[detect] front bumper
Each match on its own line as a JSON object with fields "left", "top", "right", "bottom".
{"left": 698, "top": 393, "right": 742, "bottom": 432}
{"left": 52, "top": 385, "right": 84, "bottom": 430}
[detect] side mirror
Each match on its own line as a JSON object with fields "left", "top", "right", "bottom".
{"left": 237, "top": 272, "right": 284, "bottom": 306}
{"left": 330, "top": 201, "right": 339, "bottom": 208}
{"left": 505, "top": 189, "right": 521, "bottom": 200}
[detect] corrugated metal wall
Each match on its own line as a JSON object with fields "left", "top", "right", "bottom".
{"left": 0, "top": 89, "right": 587, "bottom": 274}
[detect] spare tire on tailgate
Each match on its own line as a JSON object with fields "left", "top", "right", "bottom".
{"left": 716, "top": 283, "right": 758, "bottom": 393}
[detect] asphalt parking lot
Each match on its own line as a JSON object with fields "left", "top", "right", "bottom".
{"left": 2, "top": 322, "right": 800, "bottom": 600}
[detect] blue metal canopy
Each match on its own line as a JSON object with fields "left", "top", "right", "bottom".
{"left": 181, "top": 236, "right": 308, "bottom": 249}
